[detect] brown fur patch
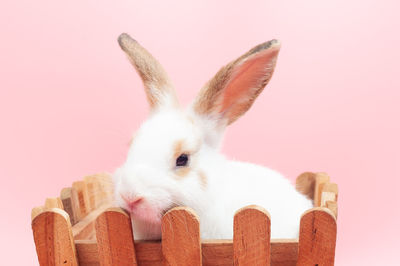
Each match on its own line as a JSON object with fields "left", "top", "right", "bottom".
{"left": 193, "top": 40, "right": 280, "bottom": 125}
{"left": 175, "top": 167, "right": 191, "bottom": 178}
{"left": 198, "top": 170, "right": 207, "bottom": 189}
{"left": 295, "top": 172, "right": 316, "bottom": 200}
{"left": 173, "top": 140, "right": 190, "bottom": 179}
{"left": 118, "top": 33, "right": 179, "bottom": 109}
{"left": 172, "top": 139, "right": 204, "bottom": 180}
{"left": 173, "top": 140, "right": 185, "bottom": 160}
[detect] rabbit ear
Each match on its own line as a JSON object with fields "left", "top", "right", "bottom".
{"left": 193, "top": 40, "right": 280, "bottom": 125}
{"left": 118, "top": 33, "right": 179, "bottom": 110}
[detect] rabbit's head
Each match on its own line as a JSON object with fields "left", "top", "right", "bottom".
{"left": 114, "top": 33, "right": 280, "bottom": 235}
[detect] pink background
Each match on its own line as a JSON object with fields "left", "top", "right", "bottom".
{"left": 1, "top": 0, "right": 399, "bottom": 265}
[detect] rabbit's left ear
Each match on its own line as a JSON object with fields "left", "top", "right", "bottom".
{"left": 193, "top": 40, "right": 280, "bottom": 125}
{"left": 118, "top": 33, "right": 179, "bottom": 110}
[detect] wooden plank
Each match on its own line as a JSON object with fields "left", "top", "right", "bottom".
{"left": 32, "top": 208, "right": 78, "bottom": 265}
{"left": 72, "top": 203, "right": 111, "bottom": 240}
{"left": 45, "top": 197, "right": 64, "bottom": 209}
{"left": 314, "top": 173, "right": 330, "bottom": 207}
{"left": 75, "top": 240, "right": 100, "bottom": 266}
{"left": 75, "top": 239, "right": 298, "bottom": 266}
{"left": 76, "top": 240, "right": 164, "bottom": 266}
{"left": 321, "top": 183, "right": 338, "bottom": 203}
{"left": 270, "top": 239, "right": 298, "bottom": 266}
{"left": 322, "top": 182, "right": 338, "bottom": 195}
{"left": 297, "top": 207, "right": 337, "bottom": 266}
{"left": 95, "top": 207, "right": 137, "bottom": 265}
{"left": 162, "top": 207, "right": 201, "bottom": 266}
{"left": 233, "top": 205, "right": 271, "bottom": 266}
{"left": 61, "top": 187, "right": 77, "bottom": 225}
{"left": 321, "top": 182, "right": 338, "bottom": 218}
{"left": 31, "top": 206, "right": 44, "bottom": 221}
{"left": 94, "top": 173, "right": 114, "bottom": 205}
{"left": 326, "top": 201, "right": 338, "bottom": 218}
{"left": 84, "top": 176, "right": 98, "bottom": 210}
{"left": 72, "top": 181, "right": 91, "bottom": 222}
{"left": 205, "top": 239, "right": 296, "bottom": 266}
{"left": 321, "top": 192, "right": 336, "bottom": 207}
{"left": 135, "top": 241, "right": 163, "bottom": 266}
{"left": 202, "top": 240, "right": 232, "bottom": 266}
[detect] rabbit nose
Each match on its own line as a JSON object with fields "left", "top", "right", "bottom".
{"left": 121, "top": 194, "right": 144, "bottom": 210}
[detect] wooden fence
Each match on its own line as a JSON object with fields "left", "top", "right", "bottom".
{"left": 31, "top": 172, "right": 338, "bottom": 266}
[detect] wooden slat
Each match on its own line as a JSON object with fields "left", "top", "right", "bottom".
{"left": 326, "top": 201, "right": 338, "bottom": 218}
{"left": 233, "top": 205, "right": 271, "bottom": 266}
{"left": 321, "top": 191, "right": 335, "bottom": 206}
{"left": 61, "top": 187, "right": 78, "bottom": 225}
{"left": 321, "top": 182, "right": 338, "bottom": 218}
{"left": 32, "top": 208, "right": 78, "bottom": 265}
{"left": 321, "top": 192, "right": 336, "bottom": 209}
{"left": 95, "top": 207, "right": 137, "bottom": 265}
{"left": 321, "top": 183, "right": 338, "bottom": 204}
{"left": 202, "top": 240, "right": 232, "bottom": 266}
{"left": 45, "top": 197, "right": 64, "bottom": 209}
{"left": 72, "top": 203, "right": 111, "bottom": 240}
{"left": 75, "top": 239, "right": 298, "bottom": 266}
{"left": 204, "top": 240, "right": 296, "bottom": 266}
{"left": 94, "top": 173, "right": 114, "bottom": 205}
{"left": 31, "top": 206, "right": 44, "bottom": 221}
{"left": 322, "top": 182, "right": 338, "bottom": 195}
{"left": 44, "top": 198, "right": 64, "bottom": 210}
{"left": 84, "top": 176, "right": 98, "bottom": 210}
{"left": 135, "top": 241, "right": 163, "bottom": 266}
{"left": 270, "top": 239, "right": 298, "bottom": 266}
{"left": 162, "top": 207, "right": 201, "bottom": 266}
{"left": 314, "top": 172, "right": 330, "bottom": 207}
{"left": 72, "top": 181, "right": 91, "bottom": 222}
{"left": 75, "top": 240, "right": 100, "bottom": 266}
{"left": 297, "top": 207, "right": 337, "bottom": 266}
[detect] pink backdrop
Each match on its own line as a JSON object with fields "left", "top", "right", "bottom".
{"left": 1, "top": 0, "right": 399, "bottom": 264}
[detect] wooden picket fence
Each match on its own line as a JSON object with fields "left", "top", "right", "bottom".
{"left": 31, "top": 172, "right": 338, "bottom": 266}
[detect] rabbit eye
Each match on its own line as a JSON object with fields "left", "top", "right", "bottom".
{"left": 176, "top": 154, "right": 189, "bottom": 167}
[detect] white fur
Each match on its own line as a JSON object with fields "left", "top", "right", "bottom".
{"left": 114, "top": 108, "right": 312, "bottom": 240}
{"left": 114, "top": 36, "right": 312, "bottom": 240}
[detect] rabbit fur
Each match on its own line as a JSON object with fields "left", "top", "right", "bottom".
{"left": 113, "top": 33, "right": 313, "bottom": 240}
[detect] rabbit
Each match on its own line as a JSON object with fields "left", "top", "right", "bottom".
{"left": 113, "top": 33, "right": 314, "bottom": 240}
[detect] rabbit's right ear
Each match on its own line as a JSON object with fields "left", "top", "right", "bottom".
{"left": 118, "top": 33, "right": 179, "bottom": 110}
{"left": 193, "top": 40, "right": 280, "bottom": 126}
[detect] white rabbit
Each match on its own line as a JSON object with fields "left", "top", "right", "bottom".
{"left": 113, "top": 33, "right": 313, "bottom": 240}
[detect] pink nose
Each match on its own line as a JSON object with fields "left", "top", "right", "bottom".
{"left": 121, "top": 194, "right": 144, "bottom": 210}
